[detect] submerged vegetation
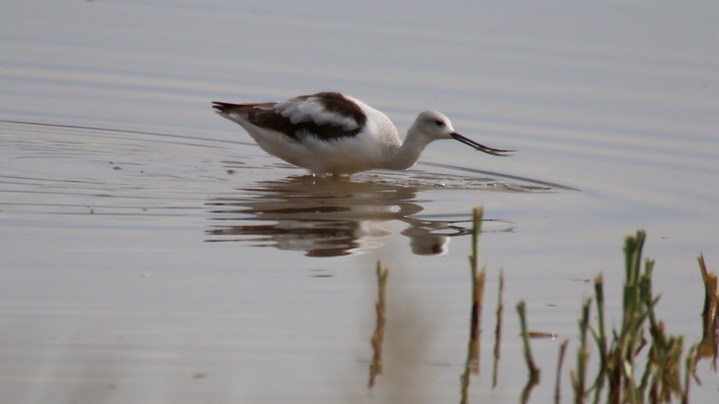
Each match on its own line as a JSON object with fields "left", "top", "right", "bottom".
{"left": 368, "top": 261, "right": 388, "bottom": 388}
{"left": 370, "top": 207, "right": 718, "bottom": 403}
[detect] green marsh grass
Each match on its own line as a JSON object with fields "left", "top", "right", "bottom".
{"left": 492, "top": 269, "right": 504, "bottom": 389}
{"left": 371, "top": 209, "right": 716, "bottom": 402}
{"left": 567, "top": 232, "right": 716, "bottom": 403}
{"left": 696, "top": 254, "right": 719, "bottom": 368}
{"left": 460, "top": 207, "right": 486, "bottom": 404}
{"left": 467, "top": 206, "right": 486, "bottom": 373}
{"left": 556, "top": 339, "right": 569, "bottom": 404}
{"left": 517, "top": 300, "right": 541, "bottom": 403}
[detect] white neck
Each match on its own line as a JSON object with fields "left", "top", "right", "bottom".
{"left": 382, "top": 130, "right": 435, "bottom": 170}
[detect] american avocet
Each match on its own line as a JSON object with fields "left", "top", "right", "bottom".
{"left": 212, "top": 92, "right": 513, "bottom": 175}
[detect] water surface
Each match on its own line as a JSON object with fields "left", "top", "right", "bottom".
{"left": 2, "top": 1, "right": 719, "bottom": 402}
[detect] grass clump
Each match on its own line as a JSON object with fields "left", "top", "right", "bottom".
{"left": 370, "top": 208, "right": 717, "bottom": 403}
{"left": 570, "top": 230, "right": 707, "bottom": 403}
{"left": 460, "top": 207, "right": 487, "bottom": 403}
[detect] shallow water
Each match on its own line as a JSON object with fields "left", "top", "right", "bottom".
{"left": 2, "top": 1, "right": 719, "bottom": 403}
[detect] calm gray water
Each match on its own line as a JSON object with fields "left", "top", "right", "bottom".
{"left": 2, "top": 1, "right": 718, "bottom": 402}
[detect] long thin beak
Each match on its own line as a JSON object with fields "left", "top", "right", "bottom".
{"left": 450, "top": 132, "right": 514, "bottom": 156}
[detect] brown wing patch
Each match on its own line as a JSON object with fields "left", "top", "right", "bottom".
{"left": 212, "top": 92, "right": 367, "bottom": 141}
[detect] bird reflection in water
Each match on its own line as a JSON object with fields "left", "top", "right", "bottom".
{"left": 205, "top": 176, "right": 512, "bottom": 257}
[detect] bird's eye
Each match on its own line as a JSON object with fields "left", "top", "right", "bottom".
{"left": 434, "top": 120, "right": 445, "bottom": 127}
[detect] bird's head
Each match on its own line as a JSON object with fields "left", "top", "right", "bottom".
{"left": 410, "top": 111, "right": 514, "bottom": 156}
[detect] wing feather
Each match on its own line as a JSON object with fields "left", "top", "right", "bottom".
{"left": 212, "top": 92, "right": 367, "bottom": 140}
